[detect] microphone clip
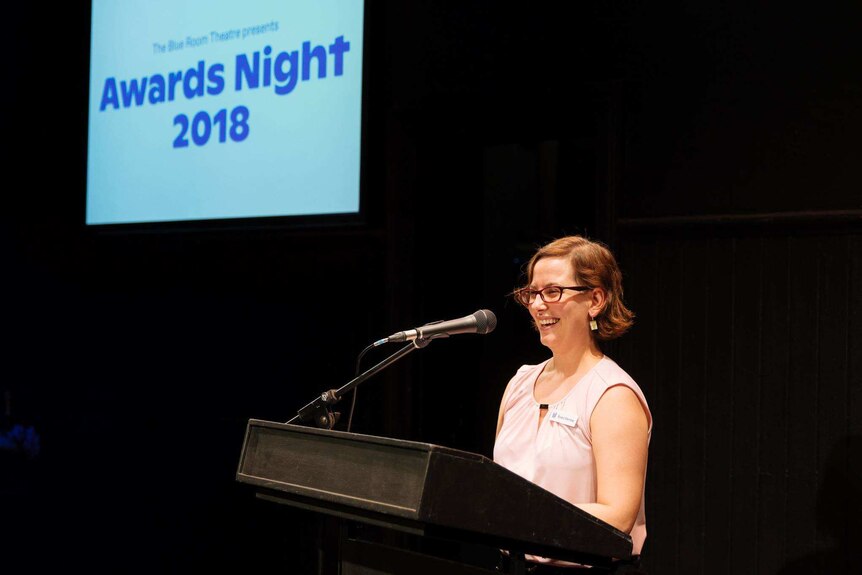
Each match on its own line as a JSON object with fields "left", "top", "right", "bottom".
{"left": 294, "top": 388, "right": 343, "bottom": 430}
{"left": 372, "top": 335, "right": 440, "bottom": 347}
{"left": 373, "top": 319, "right": 448, "bottom": 347}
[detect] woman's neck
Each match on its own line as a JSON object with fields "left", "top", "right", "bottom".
{"left": 549, "top": 340, "right": 603, "bottom": 376}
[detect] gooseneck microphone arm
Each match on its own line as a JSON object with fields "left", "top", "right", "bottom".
{"left": 286, "top": 337, "right": 432, "bottom": 428}
{"left": 286, "top": 309, "right": 497, "bottom": 429}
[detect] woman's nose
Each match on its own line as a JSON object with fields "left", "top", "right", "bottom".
{"left": 530, "top": 295, "right": 547, "bottom": 311}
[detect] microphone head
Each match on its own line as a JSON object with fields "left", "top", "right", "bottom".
{"left": 473, "top": 309, "right": 497, "bottom": 335}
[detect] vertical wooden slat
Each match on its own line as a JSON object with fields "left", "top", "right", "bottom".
{"left": 729, "top": 237, "right": 762, "bottom": 572}
{"left": 756, "top": 235, "right": 790, "bottom": 574}
{"left": 814, "top": 234, "right": 850, "bottom": 570}
{"left": 649, "top": 238, "right": 683, "bottom": 574}
{"left": 702, "top": 238, "right": 734, "bottom": 575}
{"left": 850, "top": 234, "right": 862, "bottom": 441}
{"left": 784, "top": 237, "right": 821, "bottom": 561}
{"left": 677, "top": 238, "right": 709, "bottom": 574}
{"left": 848, "top": 235, "right": 862, "bottom": 561}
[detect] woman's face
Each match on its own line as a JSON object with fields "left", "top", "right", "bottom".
{"left": 528, "top": 256, "right": 593, "bottom": 352}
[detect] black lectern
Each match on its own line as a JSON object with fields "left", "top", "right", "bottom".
{"left": 236, "top": 419, "right": 633, "bottom": 574}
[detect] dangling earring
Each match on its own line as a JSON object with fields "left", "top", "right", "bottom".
{"left": 589, "top": 315, "right": 598, "bottom": 332}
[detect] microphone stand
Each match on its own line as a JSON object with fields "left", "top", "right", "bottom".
{"left": 286, "top": 337, "right": 434, "bottom": 429}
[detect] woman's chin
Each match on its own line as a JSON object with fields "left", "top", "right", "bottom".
{"left": 539, "top": 331, "right": 560, "bottom": 348}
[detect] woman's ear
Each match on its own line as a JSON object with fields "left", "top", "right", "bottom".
{"left": 589, "top": 288, "right": 607, "bottom": 318}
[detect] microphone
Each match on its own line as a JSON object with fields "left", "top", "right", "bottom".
{"left": 375, "top": 309, "right": 497, "bottom": 346}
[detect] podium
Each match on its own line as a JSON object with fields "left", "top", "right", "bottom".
{"left": 236, "top": 419, "right": 633, "bottom": 574}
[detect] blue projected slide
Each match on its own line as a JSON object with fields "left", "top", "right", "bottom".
{"left": 87, "top": 0, "right": 364, "bottom": 225}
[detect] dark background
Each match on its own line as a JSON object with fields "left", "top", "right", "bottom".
{"left": 3, "top": 1, "right": 861, "bottom": 573}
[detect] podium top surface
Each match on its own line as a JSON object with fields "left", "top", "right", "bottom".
{"left": 236, "top": 419, "right": 633, "bottom": 564}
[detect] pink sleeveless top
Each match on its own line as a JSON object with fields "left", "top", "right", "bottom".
{"left": 493, "top": 356, "right": 651, "bottom": 558}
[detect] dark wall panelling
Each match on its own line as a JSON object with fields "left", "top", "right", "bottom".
{"left": 616, "top": 227, "right": 861, "bottom": 574}
{"left": 699, "top": 239, "right": 735, "bottom": 575}
{"left": 731, "top": 236, "right": 762, "bottom": 570}
{"left": 852, "top": 235, "right": 862, "bottom": 443}
{"left": 784, "top": 236, "right": 821, "bottom": 568}
{"left": 757, "top": 235, "right": 790, "bottom": 575}
{"left": 677, "top": 237, "right": 710, "bottom": 575}
{"left": 652, "top": 237, "right": 682, "bottom": 575}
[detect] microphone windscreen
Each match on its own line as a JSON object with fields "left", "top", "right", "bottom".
{"left": 474, "top": 309, "right": 497, "bottom": 334}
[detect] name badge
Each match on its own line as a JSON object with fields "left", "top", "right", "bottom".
{"left": 548, "top": 410, "right": 578, "bottom": 427}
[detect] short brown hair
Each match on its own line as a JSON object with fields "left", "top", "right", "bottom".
{"left": 523, "top": 235, "right": 634, "bottom": 340}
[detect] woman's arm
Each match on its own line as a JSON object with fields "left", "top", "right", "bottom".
{"left": 577, "top": 384, "right": 650, "bottom": 534}
{"left": 495, "top": 382, "right": 513, "bottom": 438}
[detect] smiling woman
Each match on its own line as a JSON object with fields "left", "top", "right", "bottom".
{"left": 494, "top": 235, "right": 651, "bottom": 574}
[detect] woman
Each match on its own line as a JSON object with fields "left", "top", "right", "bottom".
{"left": 494, "top": 235, "right": 652, "bottom": 573}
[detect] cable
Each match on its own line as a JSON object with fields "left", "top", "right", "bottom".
{"left": 345, "top": 341, "right": 376, "bottom": 433}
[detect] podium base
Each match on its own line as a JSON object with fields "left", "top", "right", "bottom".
{"left": 341, "top": 536, "right": 499, "bottom": 575}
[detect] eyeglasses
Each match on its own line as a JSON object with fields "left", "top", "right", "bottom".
{"left": 513, "top": 285, "right": 593, "bottom": 306}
